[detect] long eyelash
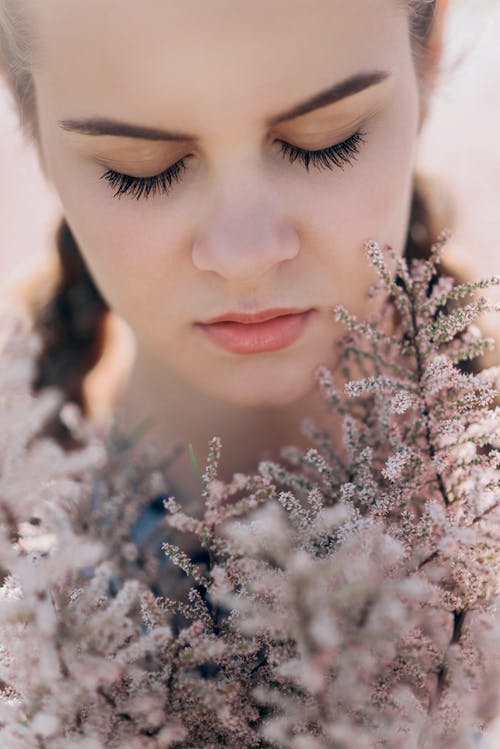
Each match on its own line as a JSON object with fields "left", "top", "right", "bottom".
{"left": 100, "top": 158, "right": 188, "bottom": 200}
{"left": 280, "top": 130, "right": 367, "bottom": 173}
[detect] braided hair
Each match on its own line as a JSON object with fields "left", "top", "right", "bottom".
{"left": 25, "top": 219, "right": 110, "bottom": 446}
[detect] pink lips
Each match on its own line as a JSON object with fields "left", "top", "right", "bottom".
{"left": 196, "top": 308, "right": 315, "bottom": 354}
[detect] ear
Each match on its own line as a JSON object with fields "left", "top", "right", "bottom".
{"left": 418, "top": 0, "right": 450, "bottom": 130}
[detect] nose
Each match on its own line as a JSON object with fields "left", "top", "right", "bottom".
{"left": 191, "top": 176, "right": 300, "bottom": 284}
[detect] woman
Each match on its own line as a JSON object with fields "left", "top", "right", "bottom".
{"left": 0, "top": 0, "right": 458, "bottom": 502}
{"left": 1, "top": 6, "right": 499, "bottom": 745}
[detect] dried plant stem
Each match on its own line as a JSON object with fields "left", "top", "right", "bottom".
{"left": 408, "top": 284, "right": 452, "bottom": 507}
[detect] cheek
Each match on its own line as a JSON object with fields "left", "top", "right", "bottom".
{"left": 295, "top": 94, "right": 418, "bottom": 263}
{"left": 305, "top": 120, "right": 417, "bottom": 251}
{"left": 36, "top": 119, "right": 190, "bottom": 328}
{"left": 287, "top": 99, "right": 418, "bottom": 318}
{"left": 86, "top": 214, "right": 189, "bottom": 335}
{"left": 52, "top": 166, "right": 190, "bottom": 329}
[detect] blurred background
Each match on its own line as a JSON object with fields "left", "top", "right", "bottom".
{"left": 0, "top": 0, "right": 499, "bottom": 301}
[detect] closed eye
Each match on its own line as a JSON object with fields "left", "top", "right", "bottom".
{"left": 100, "top": 158, "right": 190, "bottom": 201}
{"left": 100, "top": 129, "right": 367, "bottom": 201}
{"left": 278, "top": 129, "right": 366, "bottom": 172}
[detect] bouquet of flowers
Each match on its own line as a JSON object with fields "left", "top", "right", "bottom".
{"left": 0, "top": 231, "right": 499, "bottom": 749}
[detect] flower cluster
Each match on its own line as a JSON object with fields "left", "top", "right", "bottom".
{"left": 0, "top": 231, "right": 499, "bottom": 749}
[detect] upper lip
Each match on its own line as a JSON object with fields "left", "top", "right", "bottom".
{"left": 201, "top": 307, "right": 312, "bottom": 325}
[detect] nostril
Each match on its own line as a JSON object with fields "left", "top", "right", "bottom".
{"left": 191, "top": 221, "right": 300, "bottom": 280}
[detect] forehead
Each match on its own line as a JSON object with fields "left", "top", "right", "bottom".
{"left": 30, "top": 0, "right": 408, "bottom": 129}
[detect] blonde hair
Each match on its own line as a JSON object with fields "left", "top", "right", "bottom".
{"left": 0, "top": 0, "right": 37, "bottom": 140}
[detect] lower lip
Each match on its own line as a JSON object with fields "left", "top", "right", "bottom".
{"left": 197, "top": 310, "right": 315, "bottom": 354}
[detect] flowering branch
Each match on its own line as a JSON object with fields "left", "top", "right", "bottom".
{"left": 0, "top": 232, "right": 499, "bottom": 748}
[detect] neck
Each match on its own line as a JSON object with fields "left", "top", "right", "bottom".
{"left": 111, "top": 343, "right": 338, "bottom": 509}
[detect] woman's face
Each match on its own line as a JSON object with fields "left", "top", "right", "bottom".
{"left": 32, "top": 0, "right": 422, "bottom": 407}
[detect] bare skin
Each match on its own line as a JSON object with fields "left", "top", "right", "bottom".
{"left": 29, "top": 0, "right": 445, "bottom": 501}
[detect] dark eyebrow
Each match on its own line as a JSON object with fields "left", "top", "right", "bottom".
{"left": 58, "top": 118, "right": 193, "bottom": 142}
{"left": 267, "top": 69, "right": 391, "bottom": 126}
{"left": 58, "top": 70, "right": 390, "bottom": 142}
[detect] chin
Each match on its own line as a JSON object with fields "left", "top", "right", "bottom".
{"left": 194, "top": 359, "right": 320, "bottom": 409}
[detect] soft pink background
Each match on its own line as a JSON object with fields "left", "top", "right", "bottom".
{"left": 0, "top": 0, "right": 499, "bottom": 302}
